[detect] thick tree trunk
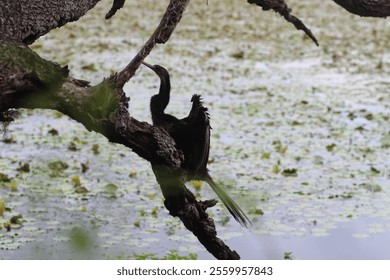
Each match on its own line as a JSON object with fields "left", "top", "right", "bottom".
{"left": 332, "top": 0, "right": 390, "bottom": 17}
{"left": 0, "top": 0, "right": 102, "bottom": 44}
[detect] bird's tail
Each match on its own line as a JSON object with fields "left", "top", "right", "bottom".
{"left": 205, "top": 176, "right": 251, "bottom": 228}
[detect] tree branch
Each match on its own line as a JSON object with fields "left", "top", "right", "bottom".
{"left": 106, "top": 0, "right": 127, "bottom": 19}
{"left": 113, "top": 0, "right": 191, "bottom": 88}
{"left": 0, "top": 41, "right": 241, "bottom": 260}
{"left": 0, "top": 0, "right": 102, "bottom": 45}
{"left": 247, "top": 0, "right": 319, "bottom": 46}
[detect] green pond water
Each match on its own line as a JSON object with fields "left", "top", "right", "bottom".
{"left": 0, "top": 0, "right": 389, "bottom": 259}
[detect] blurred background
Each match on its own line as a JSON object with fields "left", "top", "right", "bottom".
{"left": 0, "top": 0, "right": 389, "bottom": 259}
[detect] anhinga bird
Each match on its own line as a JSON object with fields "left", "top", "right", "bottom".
{"left": 142, "top": 61, "right": 251, "bottom": 227}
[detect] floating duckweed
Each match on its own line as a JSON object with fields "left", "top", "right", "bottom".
{"left": 0, "top": 199, "right": 5, "bottom": 217}
{"left": 104, "top": 183, "right": 118, "bottom": 193}
{"left": 326, "top": 143, "right": 337, "bottom": 152}
{"left": 67, "top": 141, "right": 79, "bottom": 151}
{"left": 72, "top": 137, "right": 87, "bottom": 145}
{"left": 0, "top": 0, "right": 389, "bottom": 259}
{"left": 284, "top": 252, "right": 294, "bottom": 260}
{"left": 139, "top": 210, "right": 147, "bottom": 216}
{"left": 47, "top": 128, "right": 59, "bottom": 136}
{"left": 273, "top": 140, "right": 288, "bottom": 154}
{"left": 16, "top": 163, "right": 30, "bottom": 173}
{"left": 48, "top": 160, "right": 69, "bottom": 176}
{"left": 129, "top": 170, "right": 137, "bottom": 178}
{"left": 10, "top": 182, "right": 17, "bottom": 192}
{"left": 71, "top": 176, "right": 81, "bottom": 187}
{"left": 361, "top": 183, "right": 382, "bottom": 193}
{"left": 92, "top": 144, "right": 100, "bottom": 155}
{"left": 370, "top": 167, "right": 380, "bottom": 174}
{"left": 254, "top": 208, "right": 264, "bottom": 215}
{"left": 191, "top": 181, "right": 202, "bottom": 191}
{"left": 81, "top": 162, "right": 89, "bottom": 173}
{"left": 380, "top": 134, "right": 390, "bottom": 148}
{"left": 151, "top": 206, "right": 158, "bottom": 217}
{"left": 340, "top": 192, "right": 354, "bottom": 199}
{"left": 82, "top": 63, "right": 97, "bottom": 72}
{"left": 261, "top": 152, "right": 271, "bottom": 159}
{"left": 75, "top": 186, "right": 89, "bottom": 194}
{"left": 10, "top": 215, "right": 23, "bottom": 225}
{"left": 0, "top": 173, "right": 11, "bottom": 183}
{"left": 4, "top": 220, "right": 11, "bottom": 231}
{"left": 282, "top": 169, "right": 298, "bottom": 177}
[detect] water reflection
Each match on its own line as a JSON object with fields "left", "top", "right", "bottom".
{"left": 223, "top": 217, "right": 390, "bottom": 260}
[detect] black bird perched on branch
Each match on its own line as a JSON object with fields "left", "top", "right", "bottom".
{"left": 142, "top": 61, "right": 251, "bottom": 227}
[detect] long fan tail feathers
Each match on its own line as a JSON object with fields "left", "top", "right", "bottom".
{"left": 206, "top": 177, "right": 251, "bottom": 228}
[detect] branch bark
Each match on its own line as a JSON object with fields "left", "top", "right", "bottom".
{"left": 113, "top": 0, "right": 190, "bottom": 88}
{"left": 247, "top": 0, "right": 319, "bottom": 46}
{"left": 0, "top": 0, "right": 102, "bottom": 44}
{"left": 106, "top": 0, "right": 127, "bottom": 19}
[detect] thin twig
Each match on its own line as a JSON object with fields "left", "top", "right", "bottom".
{"left": 114, "top": 0, "right": 191, "bottom": 88}
{"left": 247, "top": 0, "right": 319, "bottom": 46}
{"left": 105, "top": 0, "right": 126, "bottom": 19}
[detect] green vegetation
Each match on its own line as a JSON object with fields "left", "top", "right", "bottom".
{"left": 132, "top": 250, "right": 197, "bottom": 260}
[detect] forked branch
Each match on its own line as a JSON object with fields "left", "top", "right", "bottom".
{"left": 113, "top": 0, "right": 191, "bottom": 88}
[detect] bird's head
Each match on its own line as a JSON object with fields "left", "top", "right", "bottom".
{"left": 142, "top": 62, "right": 170, "bottom": 80}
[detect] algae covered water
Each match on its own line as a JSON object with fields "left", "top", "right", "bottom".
{"left": 0, "top": 0, "right": 389, "bottom": 259}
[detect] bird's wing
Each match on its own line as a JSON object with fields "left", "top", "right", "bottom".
{"left": 175, "top": 94, "right": 211, "bottom": 177}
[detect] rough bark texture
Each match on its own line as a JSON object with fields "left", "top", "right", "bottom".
{"left": 333, "top": 0, "right": 390, "bottom": 17}
{"left": 0, "top": 0, "right": 101, "bottom": 44}
{"left": 113, "top": 0, "right": 190, "bottom": 88}
{"left": 106, "top": 0, "right": 127, "bottom": 19}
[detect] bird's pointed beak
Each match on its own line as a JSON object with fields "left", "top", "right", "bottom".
{"left": 142, "top": 61, "right": 154, "bottom": 70}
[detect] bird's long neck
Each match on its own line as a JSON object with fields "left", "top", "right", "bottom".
{"left": 151, "top": 74, "right": 171, "bottom": 123}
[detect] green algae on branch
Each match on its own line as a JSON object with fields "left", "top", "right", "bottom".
{"left": 88, "top": 78, "right": 119, "bottom": 120}
{"left": 0, "top": 43, "right": 68, "bottom": 88}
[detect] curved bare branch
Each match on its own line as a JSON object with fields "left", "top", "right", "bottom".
{"left": 113, "top": 0, "right": 191, "bottom": 88}
{"left": 247, "top": 0, "right": 319, "bottom": 46}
